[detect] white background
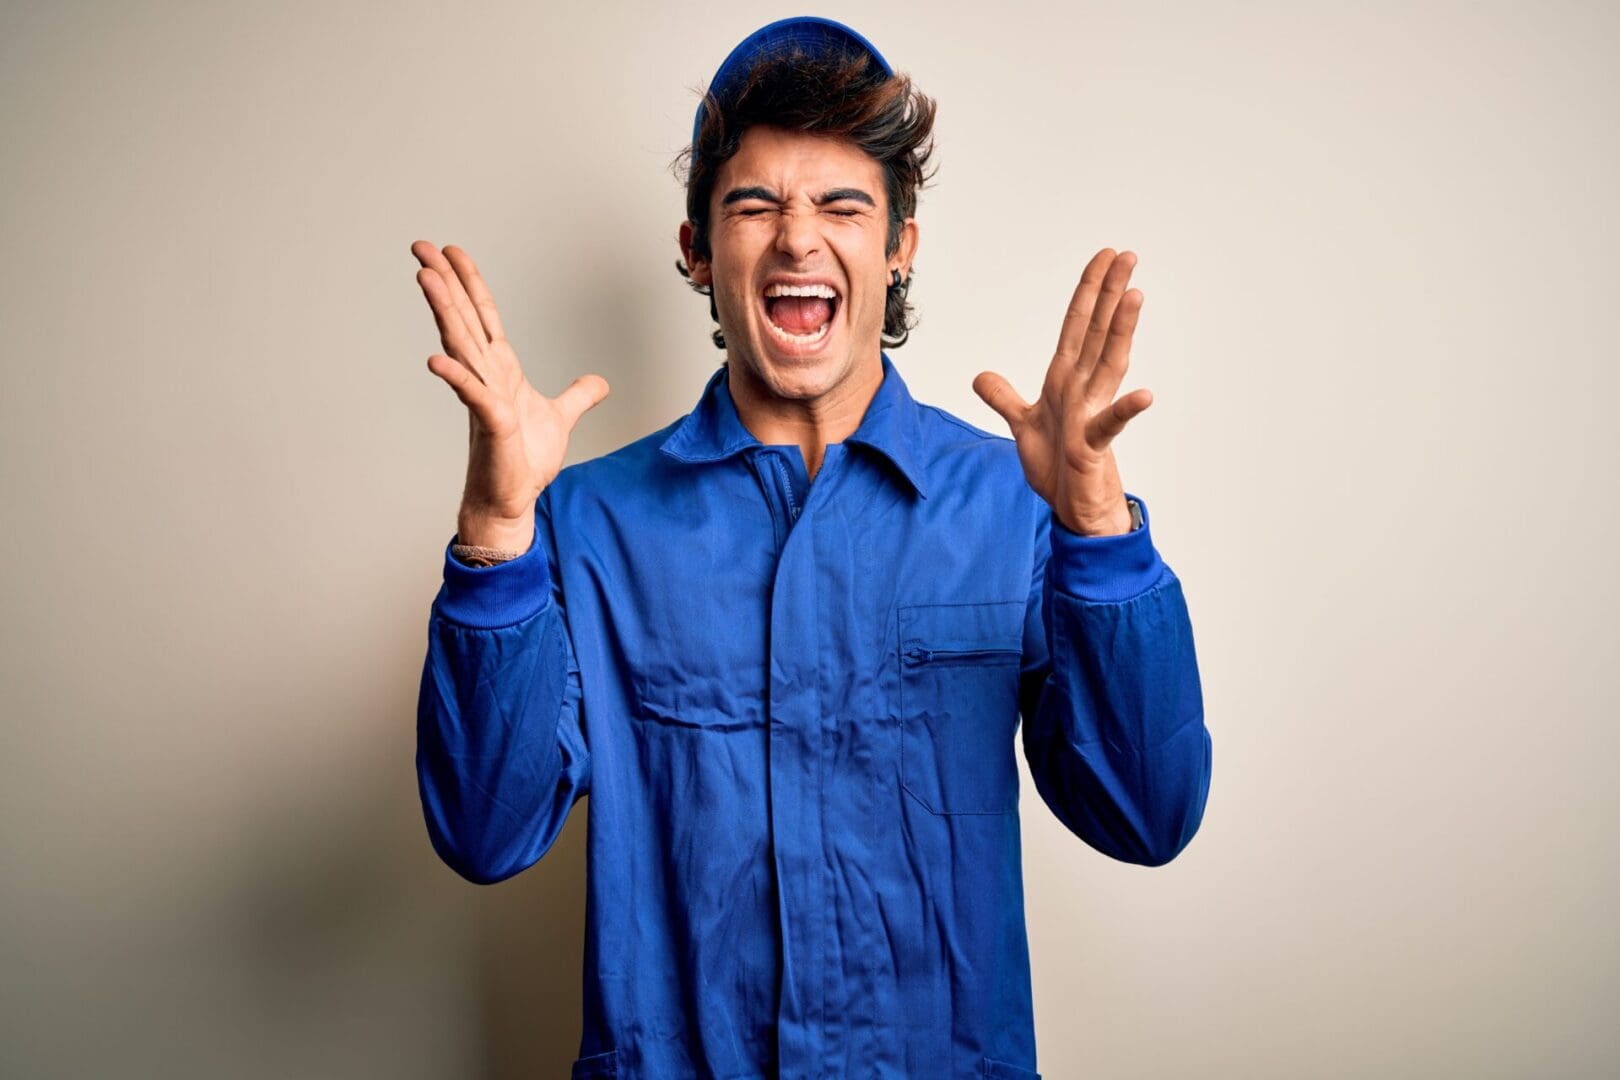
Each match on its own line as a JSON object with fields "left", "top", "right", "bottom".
{"left": 2, "top": 1, "right": 1615, "bottom": 1076}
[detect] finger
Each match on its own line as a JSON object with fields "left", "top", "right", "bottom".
{"left": 1075, "top": 250, "right": 1136, "bottom": 383}
{"left": 418, "top": 267, "right": 491, "bottom": 385}
{"left": 1053, "top": 248, "right": 1116, "bottom": 364}
{"left": 552, "top": 374, "right": 612, "bottom": 430}
{"left": 1086, "top": 287, "right": 1143, "bottom": 399}
{"left": 447, "top": 247, "right": 508, "bottom": 344}
{"left": 1091, "top": 387, "right": 1153, "bottom": 444}
{"left": 413, "top": 241, "right": 489, "bottom": 350}
{"left": 426, "top": 352, "right": 494, "bottom": 414}
{"left": 971, "top": 370, "right": 1030, "bottom": 432}
{"left": 442, "top": 245, "right": 507, "bottom": 343}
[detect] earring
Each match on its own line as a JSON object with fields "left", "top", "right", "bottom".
{"left": 890, "top": 268, "right": 903, "bottom": 289}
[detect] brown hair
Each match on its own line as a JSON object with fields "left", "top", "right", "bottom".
{"left": 670, "top": 44, "right": 940, "bottom": 350}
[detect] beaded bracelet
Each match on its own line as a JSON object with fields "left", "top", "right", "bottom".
{"left": 451, "top": 542, "right": 528, "bottom": 567}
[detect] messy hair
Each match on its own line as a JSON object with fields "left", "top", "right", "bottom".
{"left": 670, "top": 44, "right": 939, "bottom": 350}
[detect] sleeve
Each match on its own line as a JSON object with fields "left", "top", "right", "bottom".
{"left": 1017, "top": 491, "right": 1212, "bottom": 866}
{"left": 415, "top": 487, "right": 591, "bottom": 885}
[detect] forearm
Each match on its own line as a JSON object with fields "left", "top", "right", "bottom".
{"left": 416, "top": 517, "right": 589, "bottom": 884}
{"left": 1022, "top": 497, "right": 1212, "bottom": 865}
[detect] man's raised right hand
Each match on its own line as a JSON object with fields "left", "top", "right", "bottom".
{"left": 412, "top": 241, "right": 610, "bottom": 551}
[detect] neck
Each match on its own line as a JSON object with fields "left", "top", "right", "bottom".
{"left": 725, "top": 354, "right": 883, "bottom": 481}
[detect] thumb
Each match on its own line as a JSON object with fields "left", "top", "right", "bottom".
{"left": 972, "top": 371, "right": 1029, "bottom": 433}
{"left": 554, "top": 373, "right": 611, "bottom": 429}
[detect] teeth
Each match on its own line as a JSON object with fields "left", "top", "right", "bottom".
{"left": 761, "top": 281, "right": 836, "bottom": 346}
{"left": 764, "top": 282, "right": 838, "bottom": 299}
{"left": 765, "top": 316, "right": 832, "bottom": 345}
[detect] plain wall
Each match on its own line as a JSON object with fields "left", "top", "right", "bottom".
{"left": 2, "top": 1, "right": 1616, "bottom": 1076}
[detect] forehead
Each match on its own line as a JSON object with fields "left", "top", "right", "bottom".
{"left": 715, "top": 124, "right": 884, "bottom": 194}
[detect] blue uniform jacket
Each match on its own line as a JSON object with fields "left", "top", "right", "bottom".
{"left": 417, "top": 352, "right": 1212, "bottom": 1079}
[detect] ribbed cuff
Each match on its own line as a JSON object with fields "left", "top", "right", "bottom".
{"left": 435, "top": 521, "right": 553, "bottom": 629}
{"left": 1049, "top": 492, "right": 1167, "bottom": 602}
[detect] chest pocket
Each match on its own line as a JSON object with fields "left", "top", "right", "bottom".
{"left": 898, "top": 599, "right": 1026, "bottom": 815}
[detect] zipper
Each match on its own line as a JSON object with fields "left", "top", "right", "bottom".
{"left": 773, "top": 452, "right": 801, "bottom": 521}
{"left": 902, "top": 645, "right": 1022, "bottom": 667}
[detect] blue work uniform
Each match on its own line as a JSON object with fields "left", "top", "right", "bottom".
{"left": 416, "top": 351, "right": 1212, "bottom": 1079}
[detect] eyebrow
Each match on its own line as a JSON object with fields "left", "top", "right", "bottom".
{"left": 721, "top": 186, "right": 877, "bottom": 208}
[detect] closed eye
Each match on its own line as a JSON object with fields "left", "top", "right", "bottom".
{"left": 736, "top": 208, "right": 862, "bottom": 217}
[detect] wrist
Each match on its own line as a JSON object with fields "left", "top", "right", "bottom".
{"left": 455, "top": 509, "right": 535, "bottom": 553}
{"left": 1056, "top": 498, "right": 1135, "bottom": 537}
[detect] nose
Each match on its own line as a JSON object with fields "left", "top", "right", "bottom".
{"left": 773, "top": 206, "right": 821, "bottom": 263}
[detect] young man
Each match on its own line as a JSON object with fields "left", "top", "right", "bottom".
{"left": 412, "top": 17, "right": 1210, "bottom": 1079}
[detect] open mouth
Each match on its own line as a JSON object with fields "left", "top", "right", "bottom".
{"left": 759, "top": 282, "right": 841, "bottom": 349}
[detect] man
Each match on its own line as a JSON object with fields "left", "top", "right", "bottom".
{"left": 413, "top": 16, "right": 1210, "bottom": 1079}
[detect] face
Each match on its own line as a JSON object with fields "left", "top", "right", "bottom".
{"left": 679, "top": 124, "right": 919, "bottom": 404}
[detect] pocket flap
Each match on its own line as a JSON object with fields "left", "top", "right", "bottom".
{"left": 981, "top": 1055, "right": 1042, "bottom": 1079}
{"left": 899, "top": 599, "right": 1024, "bottom": 652}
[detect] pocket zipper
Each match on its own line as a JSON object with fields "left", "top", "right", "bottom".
{"left": 903, "top": 645, "right": 1022, "bottom": 666}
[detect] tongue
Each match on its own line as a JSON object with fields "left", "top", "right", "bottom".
{"left": 768, "top": 296, "right": 833, "bottom": 333}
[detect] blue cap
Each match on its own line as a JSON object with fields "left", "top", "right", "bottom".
{"left": 691, "top": 16, "right": 893, "bottom": 150}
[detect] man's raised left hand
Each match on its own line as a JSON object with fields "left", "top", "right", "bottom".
{"left": 973, "top": 247, "right": 1150, "bottom": 538}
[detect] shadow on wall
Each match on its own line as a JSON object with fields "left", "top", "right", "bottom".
{"left": 477, "top": 815, "right": 589, "bottom": 1078}
{"left": 510, "top": 217, "right": 726, "bottom": 464}
{"left": 222, "top": 625, "right": 591, "bottom": 1077}
{"left": 223, "top": 253, "right": 715, "bottom": 1078}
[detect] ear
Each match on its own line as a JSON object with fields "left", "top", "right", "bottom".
{"left": 890, "top": 217, "right": 920, "bottom": 282}
{"left": 677, "top": 221, "right": 712, "bottom": 287}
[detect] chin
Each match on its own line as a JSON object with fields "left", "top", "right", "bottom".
{"left": 748, "top": 347, "right": 849, "bottom": 400}
{"left": 730, "top": 322, "right": 854, "bottom": 404}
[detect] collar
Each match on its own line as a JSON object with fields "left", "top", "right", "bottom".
{"left": 657, "top": 351, "right": 929, "bottom": 499}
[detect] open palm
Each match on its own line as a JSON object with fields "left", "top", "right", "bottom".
{"left": 973, "top": 247, "right": 1149, "bottom": 536}
{"left": 412, "top": 241, "right": 609, "bottom": 524}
